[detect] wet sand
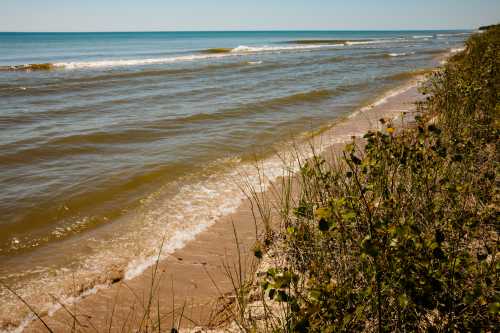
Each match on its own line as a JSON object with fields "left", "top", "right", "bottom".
{"left": 21, "top": 79, "right": 425, "bottom": 332}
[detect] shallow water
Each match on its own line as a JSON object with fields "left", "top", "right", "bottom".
{"left": 0, "top": 30, "right": 468, "bottom": 330}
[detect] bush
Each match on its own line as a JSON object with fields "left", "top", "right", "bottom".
{"left": 254, "top": 26, "right": 499, "bottom": 332}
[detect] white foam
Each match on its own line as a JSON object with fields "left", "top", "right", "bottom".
{"left": 54, "top": 44, "right": 336, "bottom": 70}
{"left": 440, "top": 46, "right": 466, "bottom": 65}
{"left": 345, "top": 40, "right": 385, "bottom": 45}
{"left": 388, "top": 52, "right": 415, "bottom": 57}
{"left": 124, "top": 221, "right": 216, "bottom": 280}
{"left": 437, "top": 32, "right": 471, "bottom": 37}
{"left": 346, "top": 38, "right": 408, "bottom": 46}
{"left": 231, "top": 44, "right": 334, "bottom": 53}
{"left": 1, "top": 314, "right": 35, "bottom": 333}
{"left": 413, "top": 35, "right": 433, "bottom": 39}
{"left": 450, "top": 47, "right": 465, "bottom": 53}
{"left": 1, "top": 283, "right": 108, "bottom": 333}
{"left": 54, "top": 53, "right": 233, "bottom": 69}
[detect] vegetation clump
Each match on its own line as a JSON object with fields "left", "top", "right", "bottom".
{"left": 243, "top": 26, "right": 499, "bottom": 332}
{"left": 204, "top": 48, "right": 233, "bottom": 54}
{"left": 479, "top": 24, "right": 500, "bottom": 31}
{"left": 26, "top": 63, "right": 54, "bottom": 70}
{"left": 4, "top": 63, "right": 55, "bottom": 71}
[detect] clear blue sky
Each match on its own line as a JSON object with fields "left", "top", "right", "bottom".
{"left": 1, "top": 0, "right": 499, "bottom": 32}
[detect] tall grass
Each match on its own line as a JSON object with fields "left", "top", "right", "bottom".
{"left": 241, "top": 26, "right": 499, "bottom": 332}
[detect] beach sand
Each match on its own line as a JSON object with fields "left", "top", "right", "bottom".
{"left": 21, "top": 79, "right": 425, "bottom": 332}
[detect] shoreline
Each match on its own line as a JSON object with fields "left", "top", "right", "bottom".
{"left": 14, "top": 75, "right": 427, "bottom": 332}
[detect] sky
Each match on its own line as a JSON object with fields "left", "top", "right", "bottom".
{"left": 1, "top": 0, "right": 499, "bottom": 32}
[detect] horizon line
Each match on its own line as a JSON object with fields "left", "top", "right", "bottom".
{"left": 0, "top": 28, "right": 475, "bottom": 34}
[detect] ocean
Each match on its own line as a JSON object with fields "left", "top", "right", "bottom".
{"left": 0, "top": 30, "right": 469, "bottom": 330}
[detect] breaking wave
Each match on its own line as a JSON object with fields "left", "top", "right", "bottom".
{"left": 388, "top": 52, "right": 416, "bottom": 57}
{"left": 52, "top": 44, "right": 336, "bottom": 69}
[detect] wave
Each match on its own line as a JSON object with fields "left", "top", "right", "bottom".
{"left": 345, "top": 40, "right": 388, "bottom": 45}
{"left": 348, "top": 79, "right": 420, "bottom": 119}
{"left": 383, "top": 68, "right": 433, "bottom": 82}
{"left": 0, "top": 56, "right": 353, "bottom": 99}
{"left": 285, "top": 39, "right": 397, "bottom": 46}
{"left": 231, "top": 44, "right": 332, "bottom": 52}
{"left": 366, "top": 49, "right": 445, "bottom": 59}
{"left": 285, "top": 39, "right": 369, "bottom": 45}
{"left": 201, "top": 45, "right": 332, "bottom": 54}
{"left": 2, "top": 38, "right": 415, "bottom": 72}
{"left": 258, "top": 89, "right": 336, "bottom": 105}
{"left": 153, "top": 84, "right": 368, "bottom": 124}
{"left": 314, "top": 55, "right": 352, "bottom": 64}
{"left": 1, "top": 41, "right": 370, "bottom": 72}
{"left": 437, "top": 32, "right": 471, "bottom": 37}
{"left": 162, "top": 89, "right": 341, "bottom": 124}
{"left": 361, "top": 50, "right": 425, "bottom": 60}
{"left": 0, "top": 85, "right": 364, "bottom": 166}
{"left": 420, "top": 49, "right": 447, "bottom": 55}
{"left": 413, "top": 35, "right": 434, "bottom": 39}
{"left": 54, "top": 53, "right": 234, "bottom": 69}
{"left": 43, "top": 44, "right": 334, "bottom": 69}
{"left": 387, "top": 52, "right": 416, "bottom": 57}
{"left": 0, "top": 61, "right": 260, "bottom": 97}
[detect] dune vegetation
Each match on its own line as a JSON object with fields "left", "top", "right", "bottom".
{"left": 233, "top": 25, "right": 499, "bottom": 332}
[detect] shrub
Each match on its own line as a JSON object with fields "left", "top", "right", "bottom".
{"left": 254, "top": 26, "right": 499, "bottom": 332}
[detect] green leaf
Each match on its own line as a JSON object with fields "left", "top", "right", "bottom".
{"left": 310, "top": 290, "right": 322, "bottom": 301}
{"left": 398, "top": 294, "right": 410, "bottom": 308}
{"left": 342, "top": 211, "right": 356, "bottom": 221}
{"left": 488, "top": 302, "right": 500, "bottom": 315}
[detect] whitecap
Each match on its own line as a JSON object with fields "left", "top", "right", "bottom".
{"left": 55, "top": 44, "right": 336, "bottom": 70}
{"left": 388, "top": 52, "right": 415, "bottom": 57}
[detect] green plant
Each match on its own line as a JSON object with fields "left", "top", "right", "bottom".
{"left": 251, "top": 26, "right": 499, "bottom": 332}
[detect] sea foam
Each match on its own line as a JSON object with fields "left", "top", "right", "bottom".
{"left": 388, "top": 52, "right": 415, "bottom": 57}
{"left": 55, "top": 44, "right": 336, "bottom": 69}
{"left": 450, "top": 47, "right": 466, "bottom": 53}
